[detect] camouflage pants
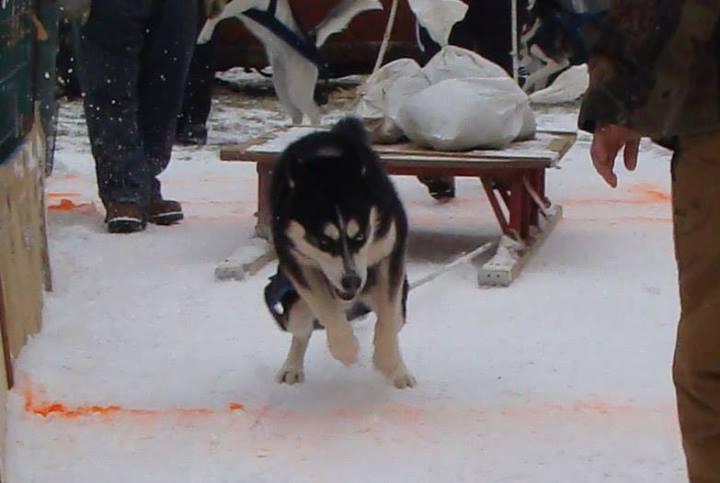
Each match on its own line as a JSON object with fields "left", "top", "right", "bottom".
{"left": 672, "top": 132, "right": 720, "bottom": 483}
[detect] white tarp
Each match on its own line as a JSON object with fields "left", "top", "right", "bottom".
{"left": 357, "top": 47, "right": 536, "bottom": 151}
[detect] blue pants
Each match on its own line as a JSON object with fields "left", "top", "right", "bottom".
{"left": 79, "top": 0, "right": 199, "bottom": 208}
{"left": 178, "top": 28, "right": 215, "bottom": 132}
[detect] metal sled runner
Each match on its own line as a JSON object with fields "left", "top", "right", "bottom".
{"left": 219, "top": 127, "right": 576, "bottom": 286}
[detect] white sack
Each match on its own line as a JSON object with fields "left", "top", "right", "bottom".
{"left": 422, "top": 45, "right": 508, "bottom": 84}
{"left": 396, "top": 77, "right": 534, "bottom": 151}
{"left": 355, "top": 59, "right": 431, "bottom": 143}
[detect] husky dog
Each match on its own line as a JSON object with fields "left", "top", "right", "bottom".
{"left": 520, "top": 0, "right": 608, "bottom": 92}
{"left": 265, "top": 117, "right": 415, "bottom": 389}
{"left": 198, "top": 0, "right": 382, "bottom": 126}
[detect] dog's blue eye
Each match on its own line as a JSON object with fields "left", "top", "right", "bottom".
{"left": 354, "top": 233, "right": 365, "bottom": 242}
{"left": 318, "top": 237, "right": 332, "bottom": 249}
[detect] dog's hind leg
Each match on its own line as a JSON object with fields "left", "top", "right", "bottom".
{"left": 276, "top": 299, "right": 314, "bottom": 384}
{"left": 368, "top": 259, "right": 416, "bottom": 389}
{"left": 269, "top": 52, "right": 306, "bottom": 125}
{"left": 288, "top": 63, "right": 321, "bottom": 126}
{"left": 274, "top": 50, "right": 321, "bottom": 125}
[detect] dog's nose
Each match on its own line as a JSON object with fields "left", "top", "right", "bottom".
{"left": 341, "top": 273, "right": 362, "bottom": 293}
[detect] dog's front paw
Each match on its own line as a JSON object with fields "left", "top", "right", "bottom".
{"left": 275, "top": 366, "right": 305, "bottom": 385}
{"left": 327, "top": 330, "right": 359, "bottom": 366}
{"left": 388, "top": 363, "right": 416, "bottom": 389}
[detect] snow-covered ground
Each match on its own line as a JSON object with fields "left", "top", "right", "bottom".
{"left": 5, "top": 74, "right": 686, "bottom": 482}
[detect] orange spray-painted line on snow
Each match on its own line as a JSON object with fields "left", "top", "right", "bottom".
{"left": 20, "top": 377, "right": 245, "bottom": 420}
{"left": 561, "top": 182, "right": 671, "bottom": 207}
{"left": 47, "top": 198, "right": 94, "bottom": 212}
{"left": 19, "top": 376, "right": 672, "bottom": 423}
{"left": 32, "top": 402, "right": 123, "bottom": 418}
{"left": 227, "top": 402, "right": 246, "bottom": 412}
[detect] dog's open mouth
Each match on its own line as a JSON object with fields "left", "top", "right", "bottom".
{"left": 333, "top": 287, "right": 356, "bottom": 302}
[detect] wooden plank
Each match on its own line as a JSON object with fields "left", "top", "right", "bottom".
{"left": 245, "top": 129, "right": 562, "bottom": 158}
{"left": 477, "top": 206, "right": 563, "bottom": 286}
{"left": 220, "top": 127, "right": 576, "bottom": 170}
{"left": 0, "top": 279, "right": 11, "bottom": 388}
{"left": 0, "top": 119, "right": 48, "bottom": 480}
{"left": 215, "top": 237, "right": 276, "bottom": 281}
{"left": 244, "top": 126, "right": 318, "bottom": 154}
{"left": 551, "top": 133, "right": 576, "bottom": 163}
{"left": 0, "top": 278, "right": 8, "bottom": 483}
{"left": 215, "top": 250, "right": 276, "bottom": 281}
{"left": 0, "top": 122, "right": 47, "bottom": 381}
{"left": 380, "top": 133, "right": 576, "bottom": 168}
{"left": 221, "top": 149, "right": 554, "bottom": 170}
{"left": 381, "top": 154, "right": 553, "bottom": 170}
{"left": 219, "top": 127, "right": 284, "bottom": 161}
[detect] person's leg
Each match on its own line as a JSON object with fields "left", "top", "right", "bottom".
{"left": 177, "top": 35, "right": 215, "bottom": 146}
{"left": 138, "top": 0, "right": 199, "bottom": 205}
{"left": 79, "top": 0, "right": 150, "bottom": 220}
{"left": 417, "top": 175, "right": 456, "bottom": 201}
{"left": 672, "top": 132, "right": 720, "bottom": 483}
{"left": 57, "top": 21, "right": 83, "bottom": 99}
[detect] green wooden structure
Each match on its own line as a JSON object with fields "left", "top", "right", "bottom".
{"left": 0, "top": 0, "right": 58, "bottom": 165}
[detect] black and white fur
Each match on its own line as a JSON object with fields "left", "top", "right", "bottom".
{"left": 198, "top": 0, "right": 382, "bottom": 125}
{"left": 270, "top": 117, "right": 415, "bottom": 388}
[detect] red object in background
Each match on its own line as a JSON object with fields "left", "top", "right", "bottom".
{"left": 212, "top": 0, "right": 420, "bottom": 74}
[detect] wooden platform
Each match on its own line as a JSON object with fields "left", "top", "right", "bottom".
{"left": 219, "top": 127, "right": 576, "bottom": 286}
{"left": 222, "top": 128, "right": 574, "bottom": 169}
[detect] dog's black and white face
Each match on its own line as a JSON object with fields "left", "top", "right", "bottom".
{"left": 272, "top": 118, "right": 399, "bottom": 303}
{"left": 286, "top": 204, "right": 377, "bottom": 302}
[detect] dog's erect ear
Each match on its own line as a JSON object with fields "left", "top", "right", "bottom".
{"left": 331, "top": 117, "right": 369, "bottom": 145}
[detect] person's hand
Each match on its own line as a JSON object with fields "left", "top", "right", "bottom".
{"left": 590, "top": 123, "right": 641, "bottom": 188}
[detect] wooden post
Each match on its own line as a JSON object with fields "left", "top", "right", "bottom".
{"left": 511, "top": 0, "right": 520, "bottom": 83}
{"left": 508, "top": 173, "right": 527, "bottom": 239}
{"left": 256, "top": 163, "right": 273, "bottom": 240}
{"left": 0, "top": 281, "right": 11, "bottom": 388}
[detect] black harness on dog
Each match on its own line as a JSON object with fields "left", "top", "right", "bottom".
{"left": 243, "top": 0, "right": 331, "bottom": 77}
{"left": 264, "top": 269, "right": 374, "bottom": 332}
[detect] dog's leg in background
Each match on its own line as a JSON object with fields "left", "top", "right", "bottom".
{"left": 269, "top": 47, "right": 321, "bottom": 125}
{"left": 276, "top": 298, "right": 314, "bottom": 384}
{"left": 197, "top": 16, "right": 223, "bottom": 44}
{"left": 369, "top": 259, "right": 416, "bottom": 389}
{"left": 285, "top": 59, "right": 321, "bottom": 126}
{"left": 267, "top": 51, "right": 305, "bottom": 124}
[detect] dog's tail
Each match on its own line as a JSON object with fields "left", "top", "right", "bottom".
{"left": 312, "top": 0, "right": 383, "bottom": 47}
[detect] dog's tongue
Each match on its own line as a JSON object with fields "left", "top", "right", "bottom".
{"left": 335, "top": 287, "right": 355, "bottom": 301}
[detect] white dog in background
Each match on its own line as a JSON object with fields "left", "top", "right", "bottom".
{"left": 199, "top": 0, "right": 382, "bottom": 126}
